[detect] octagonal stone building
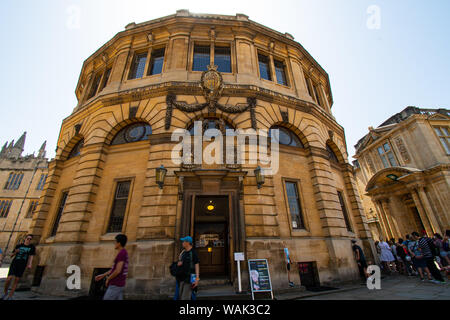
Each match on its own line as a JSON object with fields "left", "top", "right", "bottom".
{"left": 28, "top": 10, "right": 375, "bottom": 298}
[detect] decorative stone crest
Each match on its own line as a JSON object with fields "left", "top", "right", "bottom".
{"left": 165, "top": 65, "right": 257, "bottom": 130}
{"left": 394, "top": 137, "right": 411, "bottom": 164}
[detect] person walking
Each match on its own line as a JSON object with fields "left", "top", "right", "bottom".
{"left": 95, "top": 234, "right": 129, "bottom": 300}
{"left": 2, "top": 235, "right": 36, "bottom": 300}
{"left": 0, "top": 247, "right": 3, "bottom": 268}
{"left": 175, "top": 236, "right": 200, "bottom": 300}
{"left": 409, "top": 232, "right": 432, "bottom": 281}
{"left": 378, "top": 238, "right": 396, "bottom": 274}
{"left": 351, "top": 240, "right": 368, "bottom": 281}
{"left": 418, "top": 232, "right": 445, "bottom": 284}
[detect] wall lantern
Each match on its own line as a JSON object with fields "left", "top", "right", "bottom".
{"left": 254, "top": 166, "right": 265, "bottom": 189}
{"left": 156, "top": 165, "right": 167, "bottom": 189}
{"left": 386, "top": 174, "right": 399, "bottom": 182}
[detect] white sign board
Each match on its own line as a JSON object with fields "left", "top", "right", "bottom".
{"left": 234, "top": 252, "right": 245, "bottom": 261}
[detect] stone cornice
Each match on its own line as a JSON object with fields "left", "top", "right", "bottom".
{"left": 69, "top": 82, "right": 343, "bottom": 136}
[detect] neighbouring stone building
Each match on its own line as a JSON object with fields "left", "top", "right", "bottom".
{"left": 353, "top": 106, "right": 449, "bottom": 242}
{"left": 0, "top": 132, "right": 48, "bottom": 262}
{"left": 27, "top": 10, "right": 375, "bottom": 298}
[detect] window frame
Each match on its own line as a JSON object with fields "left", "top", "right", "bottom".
{"left": 377, "top": 141, "right": 397, "bottom": 168}
{"left": 433, "top": 126, "right": 450, "bottom": 155}
{"left": 49, "top": 190, "right": 69, "bottom": 237}
{"left": 282, "top": 178, "right": 308, "bottom": 233}
{"left": 26, "top": 200, "right": 39, "bottom": 219}
{"left": 336, "top": 190, "right": 353, "bottom": 233}
{"left": 36, "top": 173, "right": 48, "bottom": 191}
{"left": 190, "top": 41, "right": 234, "bottom": 74}
{"left": 273, "top": 58, "right": 289, "bottom": 86}
{"left": 127, "top": 50, "right": 149, "bottom": 80}
{"left": 0, "top": 199, "right": 13, "bottom": 218}
{"left": 257, "top": 52, "right": 272, "bottom": 82}
{"left": 103, "top": 177, "right": 135, "bottom": 235}
{"left": 147, "top": 47, "right": 166, "bottom": 76}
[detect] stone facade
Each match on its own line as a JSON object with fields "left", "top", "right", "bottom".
{"left": 353, "top": 106, "right": 450, "bottom": 242}
{"left": 0, "top": 132, "right": 48, "bottom": 262}
{"left": 28, "top": 11, "right": 374, "bottom": 298}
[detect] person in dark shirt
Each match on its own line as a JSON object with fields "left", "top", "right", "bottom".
{"left": 176, "top": 236, "right": 200, "bottom": 300}
{"left": 351, "top": 240, "right": 367, "bottom": 280}
{"left": 416, "top": 232, "right": 445, "bottom": 283}
{"left": 2, "top": 234, "right": 36, "bottom": 300}
{"left": 95, "top": 234, "right": 129, "bottom": 300}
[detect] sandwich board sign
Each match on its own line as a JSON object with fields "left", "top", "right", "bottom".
{"left": 248, "top": 259, "right": 273, "bottom": 300}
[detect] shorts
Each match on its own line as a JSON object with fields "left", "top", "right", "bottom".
{"left": 412, "top": 257, "right": 427, "bottom": 269}
{"left": 8, "top": 260, "right": 27, "bottom": 278}
{"left": 440, "top": 251, "right": 448, "bottom": 258}
{"left": 287, "top": 263, "right": 291, "bottom": 271}
{"left": 103, "top": 285, "right": 124, "bottom": 300}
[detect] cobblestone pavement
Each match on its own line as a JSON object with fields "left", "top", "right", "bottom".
{"left": 299, "top": 275, "right": 450, "bottom": 300}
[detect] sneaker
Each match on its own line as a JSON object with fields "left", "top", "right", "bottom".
{"left": 289, "top": 282, "right": 295, "bottom": 287}
{"left": 429, "top": 280, "right": 441, "bottom": 284}
{"left": 420, "top": 278, "right": 425, "bottom": 281}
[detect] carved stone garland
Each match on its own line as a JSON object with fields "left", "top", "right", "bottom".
{"left": 165, "top": 65, "right": 257, "bottom": 130}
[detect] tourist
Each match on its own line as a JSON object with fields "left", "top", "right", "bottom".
{"left": 378, "top": 238, "right": 396, "bottom": 274}
{"left": 351, "top": 240, "right": 368, "bottom": 281}
{"left": 390, "top": 239, "right": 399, "bottom": 272}
{"left": 418, "top": 232, "right": 445, "bottom": 283}
{"left": 175, "top": 236, "right": 200, "bottom": 300}
{"left": 0, "top": 247, "right": 3, "bottom": 267}
{"left": 396, "top": 239, "right": 411, "bottom": 275}
{"left": 408, "top": 232, "right": 432, "bottom": 281}
{"left": 95, "top": 234, "right": 129, "bottom": 300}
{"left": 2, "top": 234, "right": 36, "bottom": 300}
{"left": 434, "top": 233, "right": 450, "bottom": 267}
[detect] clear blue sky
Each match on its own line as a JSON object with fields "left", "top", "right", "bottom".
{"left": 1, "top": 0, "right": 449, "bottom": 159}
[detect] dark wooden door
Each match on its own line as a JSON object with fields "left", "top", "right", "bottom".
{"left": 298, "top": 262, "right": 320, "bottom": 288}
{"left": 195, "top": 223, "right": 228, "bottom": 276}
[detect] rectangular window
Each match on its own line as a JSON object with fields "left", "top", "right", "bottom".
{"left": 5, "top": 173, "right": 24, "bottom": 190}
{"left": 148, "top": 48, "right": 165, "bottom": 75}
{"left": 434, "top": 126, "right": 450, "bottom": 155}
{"left": 107, "top": 181, "right": 131, "bottom": 233}
{"left": 377, "top": 142, "right": 397, "bottom": 168}
{"left": 4, "top": 173, "right": 14, "bottom": 190}
{"left": 128, "top": 52, "right": 148, "bottom": 79}
{"left": 50, "top": 192, "right": 68, "bottom": 237}
{"left": 36, "top": 174, "right": 48, "bottom": 191}
{"left": 193, "top": 45, "right": 210, "bottom": 72}
{"left": 0, "top": 200, "right": 13, "bottom": 218}
{"left": 337, "top": 191, "right": 352, "bottom": 232}
{"left": 313, "top": 84, "right": 322, "bottom": 106}
{"left": 26, "top": 200, "right": 38, "bottom": 219}
{"left": 87, "top": 73, "right": 102, "bottom": 99}
{"left": 99, "top": 67, "right": 112, "bottom": 92}
{"left": 258, "top": 54, "right": 272, "bottom": 81}
{"left": 274, "top": 59, "right": 287, "bottom": 86}
{"left": 285, "top": 181, "right": 305, "bottom": 230}
{"left": 214, "top": 46, "right": 231, "bottom": 73}
{"left": 305, "top": 76, "right": 313, "bottom": 98}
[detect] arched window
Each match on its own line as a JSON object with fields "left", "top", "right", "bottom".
{"left": 269, "top": 126, "right": 304, "bottom": 148}
{"left": 111, "top": 123, "right": 152, "bottom": 146}
{"left": 187, "top": 118, "right": 234, "bottom": 136}
{"left": 68, "top": 140, "right": 84, "bottom": 159}
{"left": 326, "top": 144, "right": 339, "bottom": 163}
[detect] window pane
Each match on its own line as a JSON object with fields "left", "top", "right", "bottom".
{"left": 111, "top": 123, "right": 152, "bottom": 145}
{"left": 313, "top": 85, "right": 321, "bottom": 106}
{"left": 108, "top": 181, "right": 131, "bottom": 233}
{"left": 193, "top": 46, "right": 210, "bottom": 71}
{"left": 380, "top": 155, "right": 389, "bottom": 168}
{"left": 149, "top": 48, "right": 165, "bottom": 75}
{"left": 441, "top": 138, "right": 450, "bottom": 154}
{"left": 434, "top": 127, "right": 443, "bottom": 136}
{"left": 442, "top": 127, "right": 449, "bottom": 136}
{"left": 129, "top": 53, "right": 147, "bottom": 79}
{"left": 274, "top": 60, "right": 287, "bottom": 86}
{"left": 285, "top": 182, "right": 304, "bottom": 229}
{"left": 387, "top": 151, "right": 397, "bottom": 166}
{"left": 337, "top": 191, "right": 352, "bottom": 232}
{"left": 68, "top": 140, "right": 84, "bottom": 159}
{"left": 215, "top": 46, "right": 231, "bottom": 73}
{"left": 51, "top": 192, "right": 68, "bottom": 236}
{"left": 100, "top": 68, "right": 111, "bottom": 91}
{"left": 383, "top": 143, "right": 391, "bottom": 152}
{"left": 258, "top": 54, "right": 271, "bottom": 81}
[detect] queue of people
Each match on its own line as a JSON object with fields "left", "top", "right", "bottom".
{"left": 373, "top": 230, "right": 449, "bottom": 284}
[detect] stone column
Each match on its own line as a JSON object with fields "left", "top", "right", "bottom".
{"left": 108, "top": 43, "right": 133, "bottom": 91}
{"left": 375, "top": 199, "right": 394, "bottom": 240}
{"left": 380, "top": 199, "right": 401, "bottom": 239}
{"left": 415, "top": 187, "right": 441, "bottom": 235}
{"left": 410, "top": 188, "right": 434, "bottom": 235}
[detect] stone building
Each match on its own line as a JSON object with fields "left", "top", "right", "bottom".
{"left": 28, "top": 10, "right": 374, "bottom": 298}
{"left": 353, "top": 106, "right": 449, "bottom": 242}
{"left": 0, "top": 132, "right": 48, "bottom": 261}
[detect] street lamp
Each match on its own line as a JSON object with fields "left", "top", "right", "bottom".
{"left": 156, "top": 165, "right": 167, "bottom": 189}
{"left": 254, "top": 166, "right": 265, "bottom": 189}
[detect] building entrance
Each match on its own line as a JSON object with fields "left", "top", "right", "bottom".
{"left": 193, "top": 196, "right": 229, "bottom": 277}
